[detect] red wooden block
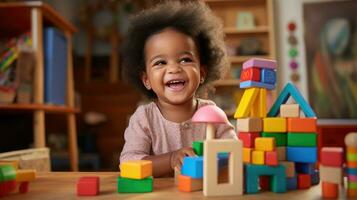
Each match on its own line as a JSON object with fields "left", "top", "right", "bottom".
{"left": 322, "top": 181, "right": 338, "bottom": 198}
{"left": 240, "top": 68, "right": 261, "bottom": 82}
{"left": 287, "top": 118, "right": 317, "bottom": 132}
{"left": 19, "top": 182, "right": 29, "bottom": 194}
{"left": 320, "top": 147, "right": 344, "bottom": 167}
{"left": 259, "top": 176, "right": 270, "bottom": 191}
{"left": 238, "top": 132, "right": 261, "bottom": 148}
{"left": 0, "top": 180, "right": 16, "bottom": 197}
{"left": 77, "top": 176, "right": 100, "bottom": 196}
{"left": 265, "top": 151, "right": 278, "bottom": 166}
{"left": 297, "top": 174, "right": 311, "bottom": 189}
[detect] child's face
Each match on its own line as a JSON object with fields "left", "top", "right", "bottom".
{"left": 142, "top": 28, "right": 205, "bottom": 105}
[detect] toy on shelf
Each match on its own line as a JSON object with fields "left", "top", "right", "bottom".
{"left": 118, "top": 160, "right": 153, "bottom": 193}
{"left": 345, "top": 133, "right": 357, "bottom": 198}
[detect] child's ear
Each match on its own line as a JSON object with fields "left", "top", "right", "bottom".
{"left": 141, "top": 72, "right": 151, "bottom": 90}
{"left": 200, "top": 65, "right": 207, "bottom": 84}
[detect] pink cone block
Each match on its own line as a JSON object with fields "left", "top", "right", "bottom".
{"left": 192, "top": 105, "right": 228, "bottom": 124}
{"left": 243, "top": 58, "right": 277, "bottom": 69}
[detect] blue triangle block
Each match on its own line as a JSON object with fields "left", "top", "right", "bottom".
{"left": 268, "top": 82, "right": 316, "bottom": 117}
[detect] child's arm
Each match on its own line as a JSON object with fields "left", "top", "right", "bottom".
{"left": 216, "top": 122, "right": 238, "bottom": 140}
{"left": 143, "top": 147, "right": 196, "bottom": 177}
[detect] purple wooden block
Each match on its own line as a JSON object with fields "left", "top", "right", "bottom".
{"left": 243, "top": 58, "right": 277, "bottom": 69}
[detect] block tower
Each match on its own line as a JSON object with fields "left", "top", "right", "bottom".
{"left": 320, "top": 147, "right": 343, "bottom": 198}
{"left": 235, "top": 58, "right": 319, "bottom": 193}
{"left": 345, "top": 133, "right": 357, "bottom": 198}
{"left": 118, "top": 160, "right": 153, "bottom": 193}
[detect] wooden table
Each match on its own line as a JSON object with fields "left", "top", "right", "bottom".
{"left": 0, "top": 172, "right": 328, "bottom": 200}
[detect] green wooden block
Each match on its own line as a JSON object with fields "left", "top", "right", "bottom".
{"left": 0, "top": 165, "right": 16, "bottom": 182}
{"left": 193, "top": 141, "right": 204, "bottom": 156}
{"left": 287, "top": 132, "right": 317, "bottom": 147}
{"left": 348, "top": 182, "right": 357, "bottom": 189}
{"left": 347, "top": 153, "right": 357, "bottom": 161}
{"left": 117, "top": 176, "right": 153, "bottom": 193}
{"left": 262, "top": 132, "right": 287, "bottom": 146}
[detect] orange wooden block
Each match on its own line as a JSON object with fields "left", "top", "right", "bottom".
{"left": 287, "top": 118, "right": 316, "bottom": 132}
{"left": 348, "top": 188, "right": 357, "bottom": 198}
{"left": 347, "top": 161, "right": 357, "bottom": 168}
{"left": 243, "top": 148, "right": 252, "bottom": 163}
{"left": 347, "top": 147, "right": 357, "bottom": 154}
{"left": 178, "top": 174, "right": 203, "bottom": 192}
{"left": 322, "top": 181, "right": 338, "bottom": 199}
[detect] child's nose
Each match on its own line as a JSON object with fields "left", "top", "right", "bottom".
{"left": 167, "top": 63, "right": 182, "bottom": 73}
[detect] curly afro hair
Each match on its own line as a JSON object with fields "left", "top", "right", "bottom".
{"left": 121, "top": 0, "right": 229, "bottom": 99}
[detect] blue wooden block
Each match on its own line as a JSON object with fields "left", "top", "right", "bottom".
{"left": 240, "top": 80, "right": 275, "bottom": 90}
{"left": 286, "top": 176, "right": 297, "bottom": 190}
{"left": 245, "top": 164, "right": 286, "bottom": 194}
{"left": 311, "top": 170, "right": 320, "bottom": 185}
{"left": 218, "top": 152, "right": 229, "bottom": 169}
{"left": 346, "top": 168, "right": 357, "bottom": 175}
{"left": 261, "top": 69, "right": 276, "bottom": 84}
{"left": 181, "top": 156, "right": 203, "bottom": 178}
{"left": 287, "top": 147, "right": 317, "bottom": 163}
{"left": 295, "top": 163, "right": 315, "bottom": 174}
{"left": 268, "top": 82, "right": 316, "bottom": 117}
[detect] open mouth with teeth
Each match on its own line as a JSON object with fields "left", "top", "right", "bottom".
{"left": 165, "top": 80, "right": 186, "bottom": 91}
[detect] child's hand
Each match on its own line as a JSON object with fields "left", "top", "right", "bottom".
{"left": 170, "top": 147, "right": 196, "bottom": 171}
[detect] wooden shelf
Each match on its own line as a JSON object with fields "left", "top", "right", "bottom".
{"left": 213, "top": 79, "right": 240, "bottom": 86}
{"left": 229, "top": 55, "right": 270, "bottom": 63}
{"left": 0, "top": 103, "right": 80, "bottom": 114}
{"left": 224, "top": 26, "right": 269, "bottom": 34}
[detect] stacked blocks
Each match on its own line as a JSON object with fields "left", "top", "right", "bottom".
{"left": 77, "top": 176, "right": 100, "bottom": 196}
{"left": 320, "top": 147, "right": 344, "bottom": 198}
{"left": 118, "top": 160, "right": 153, "bottom": 193}
{"left": 345, "top": 133, "right": 357, "bottom": 198}
{"left": 234, "top": 58, "right": 319, "bottom": 194}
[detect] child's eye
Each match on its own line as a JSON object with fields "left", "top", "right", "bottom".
{"left": 180, "top": 57, "right": 193, "bottom": 64}
{"left": 154, "top": 60, "right": 166, "bottom": 66}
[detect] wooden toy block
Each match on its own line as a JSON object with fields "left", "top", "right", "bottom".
{"left": 320, "top": 165, "right": 343, "bottom": 184}
{"left": 174, "top": 167, "right": 180, "bottom": 186}
{"left": 217, "top": 153, "right": 229, "bottom": 169}
{"left": 287, "top": 118, "right": 317, "bottom": 132}
{"left": 181, "top": 156, "right": 203, "bottom": 179}
{"left": 347, "top": 161, "right": 357, "bottom": 168}
{"left": 77, "top": 176, "right": 100, "bottom": 196}
{"left": 19, "top": 181, "right": 29, "bottom": 194}
{"left": 15, "top": 169, "right": 36, "bottom": 182}
{"left": 218, "top": 166, "right": 229, "bottom": 183}
{"left": 234, "top": 88, "right": 259, "bottom": 118}
{"left": 243, "top": 148, "right": 252, "bottom": 163}
{"left": 348, "top": 188, "right": 357, "bottom": 198}
{"left": 347, "top": 168, "right": 357, "bottom": 175}
{"left": 203, "top": 139, "right": 243, "bottom": 197}
{"left": 347, "top": 152, "right": 357, "bottom": 161}
{"left": 0, "top": 165, "right": 16, "bottom": 182}
{"left": 280, "top": 104, "right": 300, "bottom": 117}
{"left": 262, "top": 132, "right": 287, "bottom": 146}
{"left": 252, "top": 150, "right": 265, "bottom": 165}
{"left": 287, "top": 132, "right": 317, "bottom": 147}
{"left": 117, "top": 176, "right": 153, "bottom": 193}
{"left": 277, "top": 146, "right": 286, "bottom": 161}
{"left": 286, "top": 147, "right": 317, "bottom": 163}
{"left": 311, "top": 170, "right": 320, "bottom": 185}
{"left": 240, "top": 67, "right": 260, "bottom": 82}
{"left": 250, "top": 88, "right": 267, "bottom": 118}
{"left": 286, "top": 176, "right": 297, "bottom": 190}
{"left": 245, "top": 164, "right": 286, "bottom": 194}
{"left": 0, "top": 180, "right": 16, "bottom": 196}
{"left": 348, "top": 174, "right": 357, "bottom": 182}
{"left": 322, "top": 181, "right": 339, "bottom": 199}
{"left": 347, "top": 147, "right": 357, "bottom": 154}
{"left": 240, "top": 80, "right": 275, "bottom": 90}
{"left": 348, "top": 182, "right": 357, "bottom": 189}
{"left": 268, "top": 83, "right": 316, "bottom": 117}
{"left": 279, "top": 161, "right": 295, "bottom": 178}
{"left": 259, "top": 176, "right": 270, "bottom": 190}
{"left": 263, "top": 117, "right": 286, "bottom": 132}
{"left": 265, "top": 151, "right": 278, "bottom": 166}
{"left": 178, "top": 174, "right": 203, "bottom": 192}
{"left": 193, "top": 141, "right": 204, "bottom": 156}
{"left": 295, "top": 163, "right": 315, "bottom": 174}
{"left": 0, "top": 160, "right": 19, "bottom": 169}
{"left": 320, "top": 147, "right": 344, "bottom": 167}
{"left": 261, "top": 69, "right": 276, "bottom": 84}
{"left": 238, "top": 132, "right": 261, "bottom": 148}
{"left": 345, "top": 132, "right": 357, "bottom": 148}
{"left": 236, "top": 118, "right": 262, "bottom": 132}
{"left": 297, "top": 174, "right": 311, "bottom": 189}
{"left": 120, "top": 160, "right": 152, "bottom": 179}
{"left": 255, "top": 137, "right": 275, "bottom": 151}
{"left": 242, "top": 58, "right": 277, "bottom": 69}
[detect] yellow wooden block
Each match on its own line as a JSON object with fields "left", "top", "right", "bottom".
{"left": 236, "top": 117, "right": 262, "bottom": 132}
{"left": 0, "top": 160, "right": 19, "bottom": 169}
{"left": 243, "top": 148, "right": 252, "bottom": 163}
{"left": 263, "top": 117, "right": 286, "bottom": 132}
{"left": 251, "top": 88, "right": 267, "bottom": 118}
{"left": 16, "top": 169, "right": 36, "bottom": 182}
{"left": 280, "top": 104, "right": 300, "bottom": 118}
{"left": 252, "top": 150, "right": 264, "bottom": 165}
{"left": 255, "top": 137, "right": 275, "bottom": 151}
{"left": 120, "top": 160, "right": 152, "bottom": 179}
{"left": 234, "top": 88, "right": 259, "bottom": 118}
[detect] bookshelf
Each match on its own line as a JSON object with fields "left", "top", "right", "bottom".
{"left": 0, "top": 2, "right": 79, "bottom": 171}
{"left": 205, "top": 0, "right": 276, "bottom": 117}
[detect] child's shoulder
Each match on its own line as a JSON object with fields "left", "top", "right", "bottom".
{"left": 132, "top": 101, "right": 157, "bottom": 117}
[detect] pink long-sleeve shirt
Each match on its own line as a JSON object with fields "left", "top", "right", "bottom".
{"left": 120, "top": 98, "right": 236, "bottom": 163}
